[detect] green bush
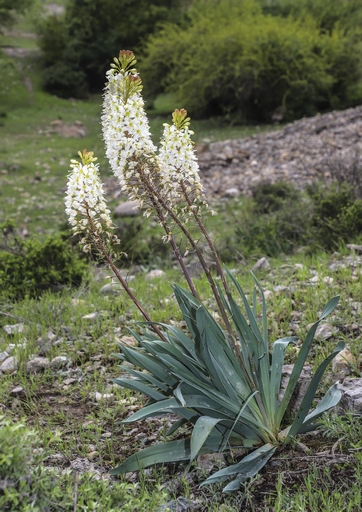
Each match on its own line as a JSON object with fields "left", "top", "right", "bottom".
{"left": 307, "top": 183, "right": 362, "bottom": 250}
{"left": 225, "top": 181, "right": 362, "bottom": 258}
{"left": 0, "top": 222, "right": 88, "bottom": 301}
{"left": 140, "top": 0, "right": 362, "bottom": 121}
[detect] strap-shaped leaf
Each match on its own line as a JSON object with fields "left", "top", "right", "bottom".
{"left": 190, "top": 416, "right": 223, "bottom": 462}
{"left": 276, "top": 296, "right": 340, "bottom": 425}
{"left": 110, "top": 439, "right": 192, "bottom": 475}
{"left": 117, "top": 344, "right": 171, "bottom": 383}
{"left": 298, "top": 383, "right": 343, "bottom": 433}
{"left": 287, "top": 341, "right": 345, "bottom": 440}
{"left": 112, "top": 378, "right": 166, "bottom": 401}
{"left": 269, "top": 337, "right": 298, "bottom": 419}
{"left": 200, "top": 443, "right": 276, "bottom": 487}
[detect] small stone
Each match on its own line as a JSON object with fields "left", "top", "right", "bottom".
{"left": 263, "top": 290, "right": 274, "bottom": 300}
{"left": 120, "top": 335, "right": 138, "bottom": 347}
{"left": 63, "top": 378, "right": 77, "bottom": 386}
{"left": 338, "top": 378, "right": 362, "bottom": 413}
{"left": 252, "top": 257, "right": 270, "bottom": 272}
{"left": 332, "top": 346, "right": 355, "bottom": 372}
{"left": 0, "top": 352, "right": 9, "bottom": 363}
{"left": 323, "top": 276, "right": 334, "bottom": 285}
{"left": 99, "top": 283, "right": 121, "bottom": 296}
{"left": 82, "top": 312, "right": 99, "bottom": 321}
{"left": 294, "top": 263, "right": 305, "bottom": 270}
{"left": 0, "top": 356, "right": 18, "bottom": 373}
{"left": 274, "top": 285, "right": 292, "bottom": 297}
{"left": 309, "top": 275, "right": 319, "bottom": 283}
{"left": 88, "top": 451, "right": 98, "bottom": 460}
{"left": 114, "top": 201, "right": 140, "bottom": 217}
{"left": 3, "top": 323, "right": 25, "bottom": 335}
{"left": 315, "top": 323, "right": 337, "bottom": 340}
{"left": 223, "top": 187, "right": 240, "bottom": 197}
{"left": 27, "top": 357, "right": 50, "bottom": 373}
{"left": 146, "top": 269, "right": 166, "bottom": 280}
{"left": 50, "top": 356, "right": 70, "bottom": 369}
{"left": 10, "top": 386, "right": 25, "bottom": 397}
{"left": 69, "top": 458, "right": 101, "bottom": 479}
{"left": 92, "top": 392, "right": 114, "bottom": 402}
{"left": 197, "top": 453, "right": 225, "bottom": 473}
{"left": 346, "top": 244, "right": 362, "bottom": 254}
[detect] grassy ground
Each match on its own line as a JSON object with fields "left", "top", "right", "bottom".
{"left": 1, "top": 5, "right": 362, "bottom": 512}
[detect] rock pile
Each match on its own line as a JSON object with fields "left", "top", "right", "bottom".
{"left": 196, "top": 105, "right": 362, "bottom": 197}
{"left": 104, "top": 105, "right": 362, "bottom": 202}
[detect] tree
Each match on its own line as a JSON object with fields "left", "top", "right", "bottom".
{"left": 0, "top": 0, "right": 34, "bottom": 33}
{"left": 38, "top": 0, "right": 186, "bottom": 97}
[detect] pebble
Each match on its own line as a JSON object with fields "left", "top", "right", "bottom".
{"left": 10, "top": 386, "right": 25, "bottom": 397}
{"left": 99, "top": 283, "right": 122, "bottom": 296}
{"left": 113, "top": 201, "right": 141, "bottom": 217}
{"left": 0, "top": 352, "right": 9, "bottom": 363}
{"left": 0, "top": 356, "right": 18, "bottom": 373}
{"left": 146, "top": 269, "right": 166, "bottom": 280}
{"left": 252, "top": 257, "right": 270, "bottom": 272}
{"left": 50, "top": 356, "right": 70, "bottom": 369}
{"left": 27, "top": 357, "right": 50, "bottom": 373}
{"left": 82, "top": 312, "right": 100, "bottom": 321}
{"left": 92, "top": 392, "right": 114, "bottom": 402}
{"left": 3, "top": 323, "right": 25, "bottom": 335}
{"left": 315, "top": 323, "right": 337, "bottom": 340}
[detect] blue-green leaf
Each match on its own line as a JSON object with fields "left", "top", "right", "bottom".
{"left": 190, "top": 416, "right": 223, "bottom": 462}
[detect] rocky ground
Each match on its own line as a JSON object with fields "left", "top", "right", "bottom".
{"left": 196, "top": 105, "right": 362, "bottom": 198}
{"left": 104, "top": 105, "right": 362, "bottom": 202}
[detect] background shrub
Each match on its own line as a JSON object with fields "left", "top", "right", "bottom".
{"left": 0, "top": 222, "right": 88, "bottom": 301}
{"left": 37, "top": 0, "right": 186, "bottom": 98}
{"left": 140, "top": 0, "right": 362, "bottom": 122}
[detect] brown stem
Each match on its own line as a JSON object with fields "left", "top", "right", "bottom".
{"left": 139, "top": 169, "right": 200, "bottom": 301}
{"left": 152, "top": 192, "right": 235, "bottom": 339}
{"left": 85, "top": 209, "right": 168, "bottom": 342}
{"left": 180, "top": 181, "right": 230, "bottom": 295}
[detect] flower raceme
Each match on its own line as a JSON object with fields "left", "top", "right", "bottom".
{"left": 159, "top": 109, "right": 206, "bottom": 211}
{"left": 101, "top": 51, "right": 160, "bottom": 210}
{"left": 64, "top": 150, "right": 116, "bottom": 252}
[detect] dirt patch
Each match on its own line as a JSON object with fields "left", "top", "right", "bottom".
{"left": 44, "top": 120, "right": 88, "bottom": 138}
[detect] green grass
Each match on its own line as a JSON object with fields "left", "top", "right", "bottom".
{"left": 1, "top": 6, "right": 362, "bottom": 511}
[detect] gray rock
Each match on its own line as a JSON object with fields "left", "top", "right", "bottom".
{"left": 223, "top": 187, "right": 240, "bottom": 197}
{"left": 114, "top": 201, "right": 140, "bottom": 217}
{"left": 252, "top": 257, "right": 270, "bottom": 272}
{"left": 346, "top": 244, "right": 362, "bottom": 254}
{"left": 338, "top": 378, "right": 362, "bottom": 413}
{"left": 197, "top": 453, "right": 225, "bottom": 473}
{"left": 315, "top": 323, "right": 337, "bottom": 340}
{"left": 0, "top": 356, "right": 18, "bottom": 373}
{"left": 69, "top": 457, "right": 101, "bottom": 479}
{"left": 99, "top": 283, "right": 122, "bottom": 296}
{"left": 146, "top": 269, "right": 166, "bottom": 280}
{"left": 10, "top": 386, "right": 25, "bottom": 397}
{"left": 274, "top": 285, "right": 293, "bottom": 297}
{"left": 50, "top": 356, "right": 70, "bottom": 369}
{"left": 82, "top": 312, "right": 100, "bottom": 321}
{"left": 3, "top": 323, "right": 25, "bottom": 335}
{"left": 0, "top": 352, "right": 9, "bottom": 363}
{"left": 27, "top": 357, "right": 50, "bottom": 373}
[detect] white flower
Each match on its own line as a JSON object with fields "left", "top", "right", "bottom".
{"left": 65, "top": 151, "right": 113, "bottom": 238}
{"left": 159, "top": 116, "right": 206, "bottom": 209}
{"left": 102, "top": 56, "right": 159, "bottom": 206}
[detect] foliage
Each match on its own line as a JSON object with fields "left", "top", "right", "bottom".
{"left": 307, "top": 183, "right": 362, "bottom": 251}
{"left": 140, "top": 0, "right": 362, "bottom": 121}
{"left": 0, "top": 0, "right": 34, "bottom": 32}
{"left": 37, "top": 0, "right": 186, "bottom": 98}
{"left": 224, "top": 182, "right": 362, "bottom": 259}
{"left": 111, "top": 276, "right": 343, "bottom": 491}
{"left": 0, "top": 221, "right": 88, "bottom": 301}
{"left": 0, "top": 415, "right": 168, "bottom": 511}
{"left": 259, "top": 0, "right": 362, "bottom": 33}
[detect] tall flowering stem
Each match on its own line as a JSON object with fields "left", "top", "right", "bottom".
{"left": 159, "top": 108, "right": 230, "bottom": 295}
{"left": 102, "top": 50, "right": 198, "bottom": 299}
{"left": 65, "top": 150, "right": 167, "bottom": 342}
